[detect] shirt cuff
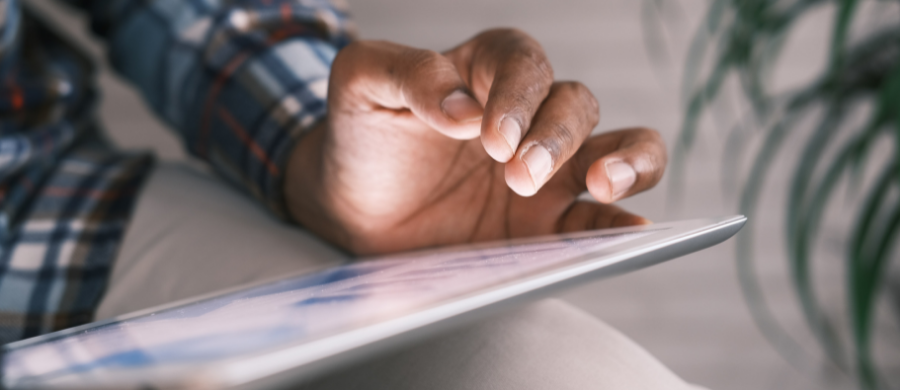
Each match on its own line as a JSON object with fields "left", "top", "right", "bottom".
{"left": 198, "top": 36, "right": 339, "bottom": 220}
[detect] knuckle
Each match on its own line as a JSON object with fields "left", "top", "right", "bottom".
{"left": 554, "top": 81, "right": 600, "bottom": 123}
{"left": 556, "top": 81, "right": 594, "bottom": 102}
{"left": 548, "top": 121, "right": 578, "bottom": 157}
{"left": 620, "top": 126, "right": 656, "bottom": 140}
{"left": 402, "top": 49, "right": 453, "bottom": 78}
{"left": 406, "top": 48, "right": 444, "bottom": 67}
{"left": 580, "top": 85, "right": 600, "bottom": 115}
{"left": 332, "top": 42, "right": 358, "bottom": 73}
{"left": 507, "top": 91, "right": 535, "bottom": 113}
{"left": 518, "top": 47, "right": 553, "bottom": 81}
{"left": 635, "top": 127, "right": 663, "bottom": 143}
{"left": 337, "top": 40, "right": 376, "bottom": 63}
{"left": 629, "top": 127, "right": 667, "bottom": 178}
{"left": 331, "top": 43, "right": 365, "bottom": 89}
{"left": 333, "top": 40, "right": 384, "bottom": 79}
{"left": 481, "top": 27, "right": 531, "bottom": 41}
{"left": 479, "top": 28, "right": 552, "bottom": 82}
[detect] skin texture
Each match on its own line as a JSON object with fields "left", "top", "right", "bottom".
{"left": 285, "top": 29, "right": 667, "bottom": 255}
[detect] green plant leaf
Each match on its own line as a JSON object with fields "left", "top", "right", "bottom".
{"left": 652, "top": 1, "right": 900, "bottom": 387}
{"left": 787, "top": 103, "right": 849, "bottom": 369}
{"left": 827, "top": 0, "right": 859, "bottom": 81}
{"left": 849, "top": 161, "right": 896, "bottom": 390}
{"left": 847, "top": 58, "right": 900, "bottom": 390}
{"left": 737, "top": 106, "right": 825, "bottom": 371}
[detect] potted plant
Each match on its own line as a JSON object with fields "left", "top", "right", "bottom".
{"left": 646, "top": 0, "right": 900, "bottom": 388}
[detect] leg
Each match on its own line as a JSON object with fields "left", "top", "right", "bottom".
{"left": 96, "top": 162, "right": 347, "bottom": 318}
{"left": 299, "top": 299, "right": 698, "bottom": 390}
{"left": 98, "top": 162, "right": 699, "bottom": 389}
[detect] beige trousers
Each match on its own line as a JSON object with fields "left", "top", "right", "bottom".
{"left": 97, "top": 162, "right": 700, "bottom": 390}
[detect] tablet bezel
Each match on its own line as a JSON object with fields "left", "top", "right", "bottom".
{"left": 3, "top": 216, "right": 746, "bottom": 389}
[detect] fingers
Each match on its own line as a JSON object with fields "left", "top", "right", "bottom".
{"left": 567, "top": 127, "right": 668, "bottom": 203}
{"left": 444, "top": 29, "right": 555, "bottom": 161}
{"left": 556, "top": 202, "right": 651, "bottom": 233}
{"left": 331, "top": 40, "right": 483, "bottom": 139}
{"left": 504, "top": 82, "right": 600, "bottom": 197}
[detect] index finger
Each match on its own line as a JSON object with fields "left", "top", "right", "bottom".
{"left": 444, "top": 29, "right": 554, "bottom": 162}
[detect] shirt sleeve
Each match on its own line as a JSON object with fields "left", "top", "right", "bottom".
{"left": 62, "top": 0, "right": 354, "bottom": 219}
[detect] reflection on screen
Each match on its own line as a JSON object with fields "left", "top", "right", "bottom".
{"left": 4, "top": 230, "right": 654, "bottom": 387}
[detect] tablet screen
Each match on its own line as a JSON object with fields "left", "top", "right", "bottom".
{"left": 4, "top": 229, "right": 657, "bottom": 386}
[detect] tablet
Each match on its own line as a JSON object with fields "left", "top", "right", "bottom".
{"left": 2, "top": 216, "right": 746, "bottom": 389}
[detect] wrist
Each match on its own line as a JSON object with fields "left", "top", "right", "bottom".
{"left": 284, "top": 119, "right": 352, "bottom": 250}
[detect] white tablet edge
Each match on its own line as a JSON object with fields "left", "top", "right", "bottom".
{"left": 3, "top": 216, "right": 746, "bottom": 390}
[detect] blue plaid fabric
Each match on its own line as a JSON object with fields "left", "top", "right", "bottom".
{"left": 0, "top": 0, "right": 353, "bottom": 344}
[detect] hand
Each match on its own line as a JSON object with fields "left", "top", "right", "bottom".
{"left": 285, "top": 29, "right": 667, "bottom": 255}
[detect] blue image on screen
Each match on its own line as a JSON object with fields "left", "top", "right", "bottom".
{"left": 4, "top": 230, "right": 654, "bottom": 387}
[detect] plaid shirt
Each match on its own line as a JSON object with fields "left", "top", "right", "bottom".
{"left": 0, "top": 0, "right": 353, "bottom": 344}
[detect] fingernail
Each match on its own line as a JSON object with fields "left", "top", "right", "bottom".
{"left": 522, "top": 144, "right": 553, "bottom": 189}
{"left": 606, "top": 161, "right": 636, "bottom": 199}
{"left": 442, "top": 90, "right": 483, "bottom": 123}
{"left": 499, "top": 116, "right": 522, "bottom": 154}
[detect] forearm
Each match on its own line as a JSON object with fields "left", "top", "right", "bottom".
{"left": 67, "top": 0, "right": 354, "bottom": 217}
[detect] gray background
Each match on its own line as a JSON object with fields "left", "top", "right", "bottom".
{"left": 26, "top": 0, "right": 900, "bottom": 389}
